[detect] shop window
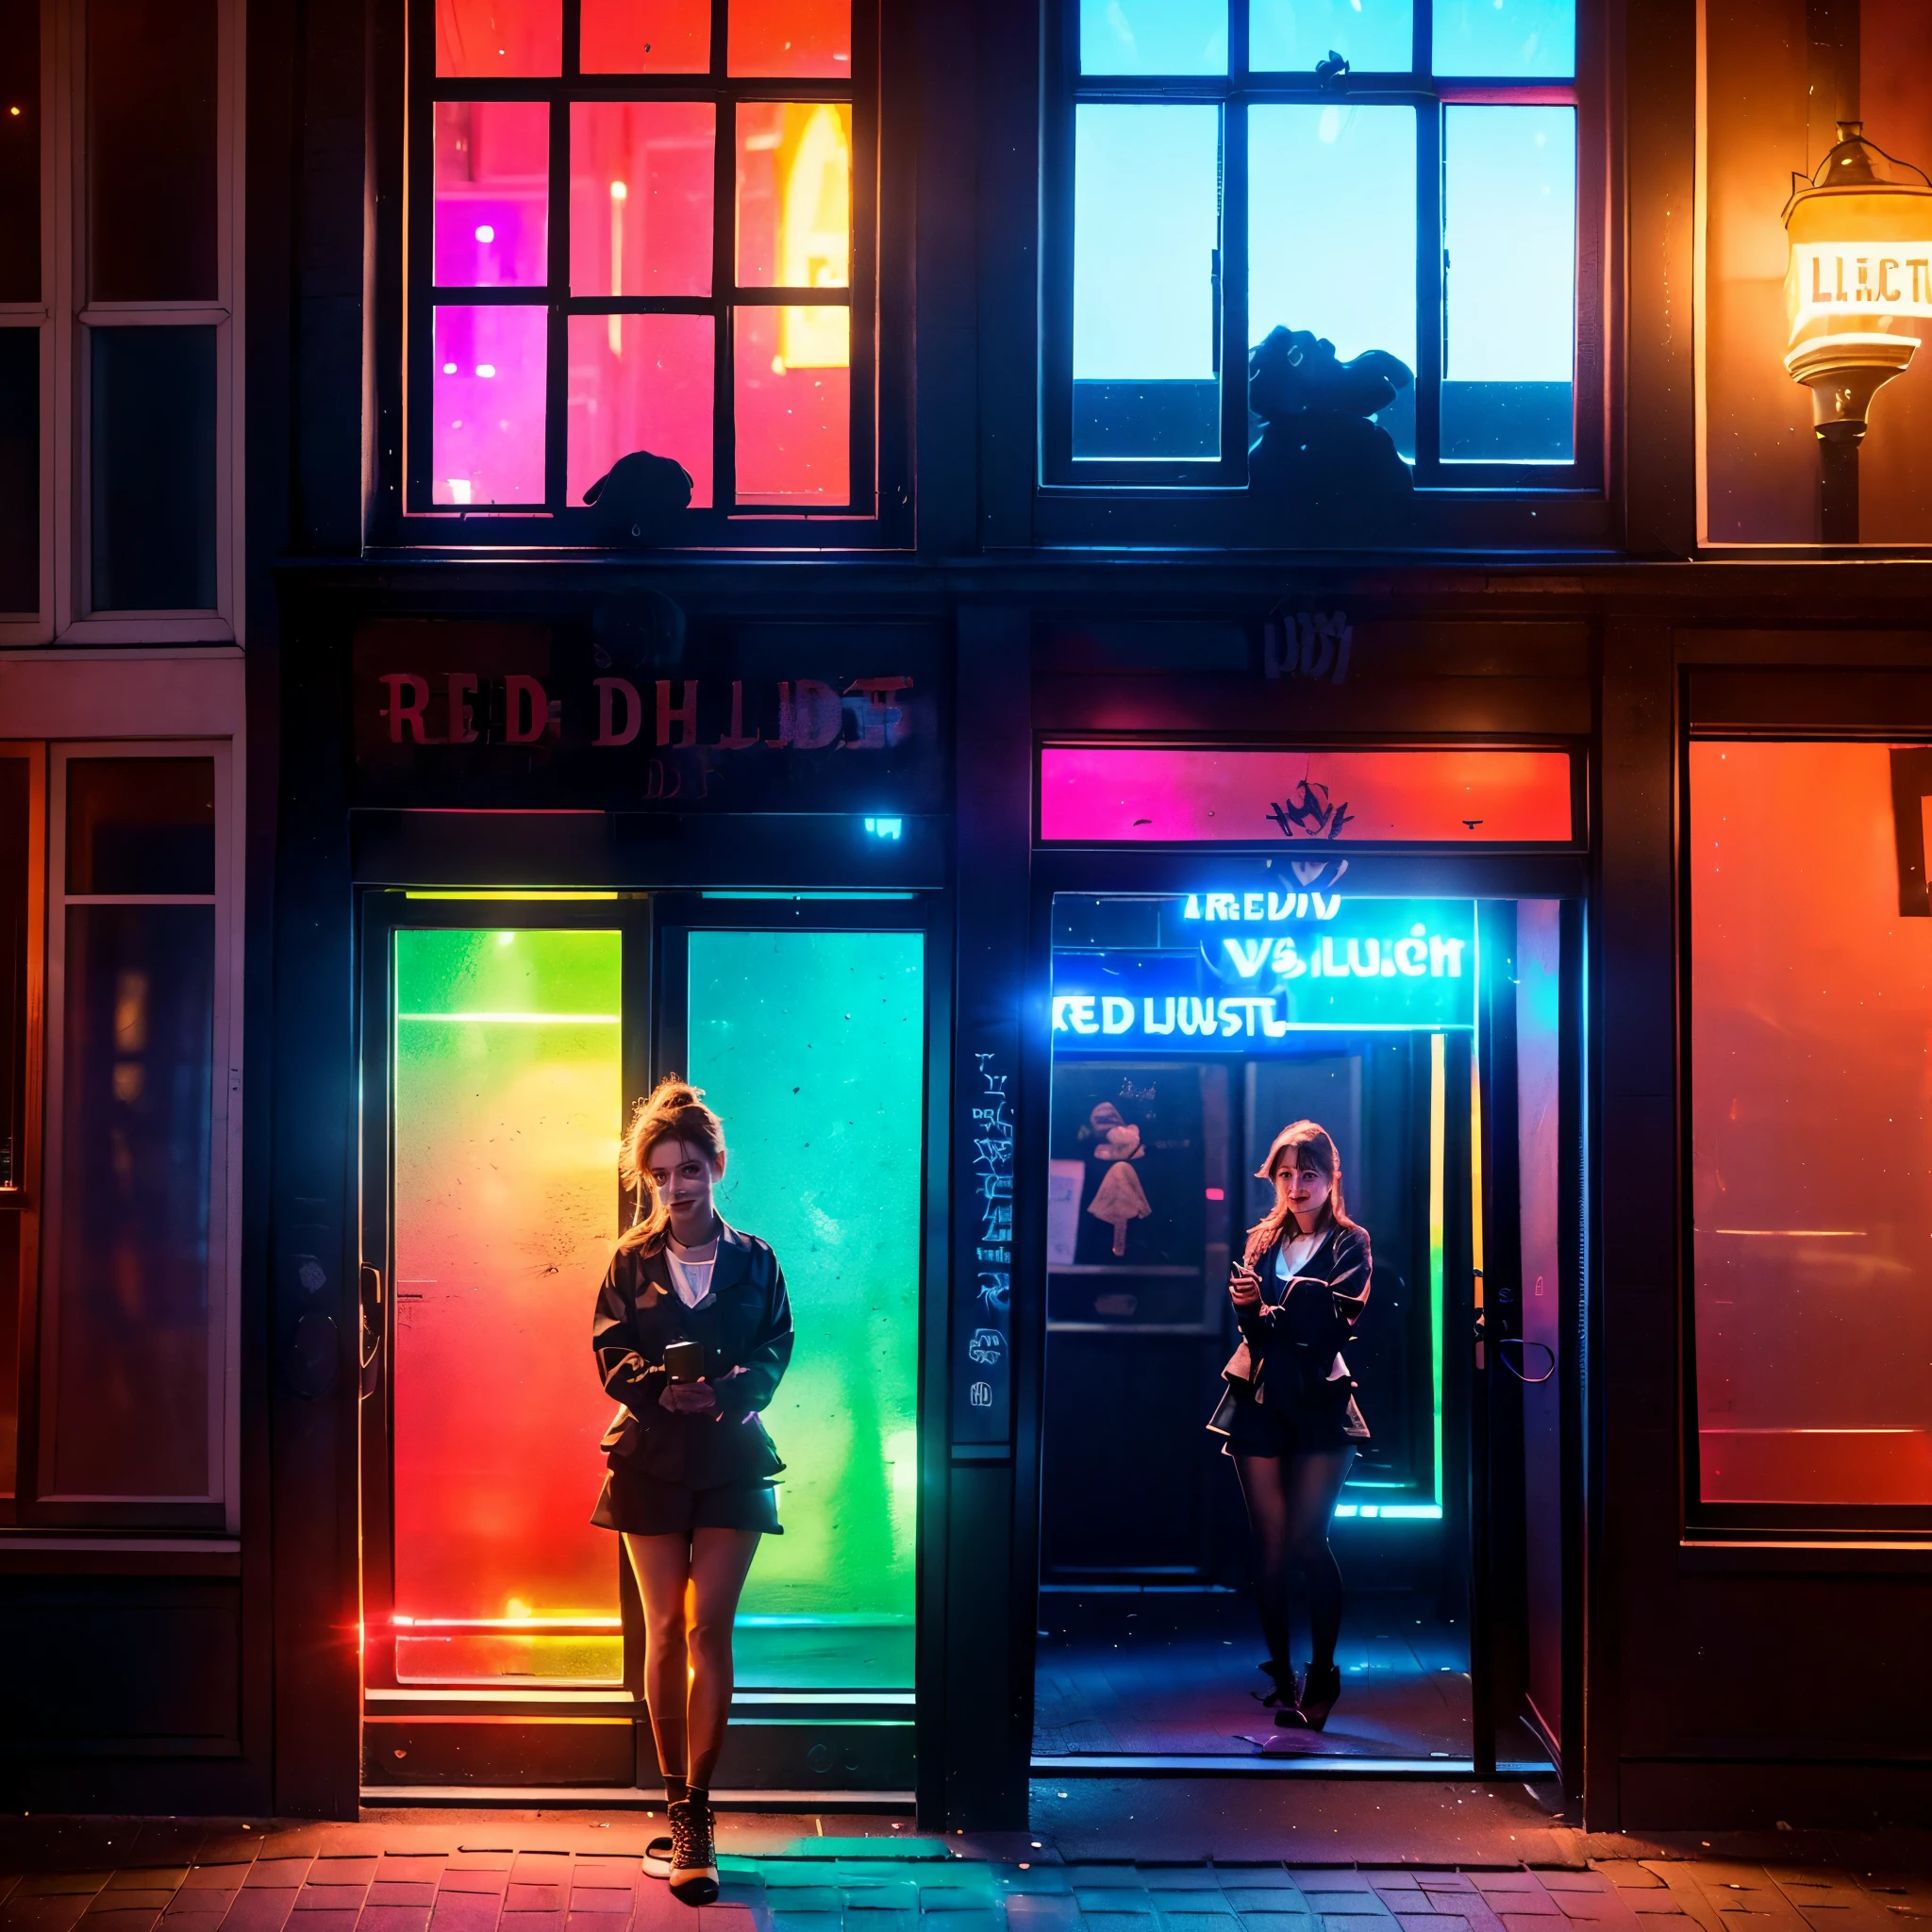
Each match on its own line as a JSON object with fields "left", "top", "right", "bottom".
{"left": 688, "top": 927, "right": 921, "bottom": 1686}
{"left": 0, "top": 0, "right": 242, "bottom": 641}
{"left": 0, "top": 745, "right": 238, "bottom": 1528}
{"left": 1689, "top": 740, "right": 1932, "bottom": 1518}
{"left": 1702, "top": 0, "right": 1932, "bottom": 546}
{"left": 405, "top": 0, "right": 874, "bottom": 532}
{"left": 1044, "top": 0, "right": 1593, "bottom": 496}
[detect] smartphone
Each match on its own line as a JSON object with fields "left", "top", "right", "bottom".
{"left": 664, "top": 1339, "right": 705, "bottom": 1384}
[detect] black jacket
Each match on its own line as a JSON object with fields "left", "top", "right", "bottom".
{"left": 1208, "top": 1221, "right": 1371, "bottom": 1438}
{"left": 591, "top": 1221, "right": 793, "bottom": 1489}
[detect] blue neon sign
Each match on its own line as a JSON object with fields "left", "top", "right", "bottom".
{"left": 1052, "top": 897, "right": 1475, "bottom": 1045}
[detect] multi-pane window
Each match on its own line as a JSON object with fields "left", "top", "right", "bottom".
{"left": 410, "top": 0, "right": 874, "bottom": 524}
{"left": 0, "top": 744, "right": 238, "bottom": 1529}
{"left": 1047, "top": 0, "right": 1587, "bottom": 488}
{"left": 0, "top": 0, "right": 241, "bottom": 641}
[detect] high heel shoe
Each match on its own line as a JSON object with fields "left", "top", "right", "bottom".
{"left": 1298, "top": 1659, "right": 1342, "bottom": 1731}
{"left": 1254, "top": 1659, "right": 1308, "bottom": 1727}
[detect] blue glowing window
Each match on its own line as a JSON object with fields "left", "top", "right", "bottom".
{"left": 1052, "top": 0, "right": 1586, "bottom": 489}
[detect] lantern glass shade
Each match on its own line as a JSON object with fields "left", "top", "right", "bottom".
{"left": 1782, "top": 124, "right": 1932, "bottom": 436}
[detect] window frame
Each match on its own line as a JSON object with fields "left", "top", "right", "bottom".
{"left": 1680, "top": 692, "right": 1932, "bottom": 1539}
{"left": 381, "top": 0, "right": 906, "bottom": 549}
{"left": 0, "top": 0, "right": 245, "bottom": 647}
{"left": 1, "top": 739, "right": 242, "bottom": 1533}
{"left": 1041, "top": 0, "right": 1606, "bottom": 504}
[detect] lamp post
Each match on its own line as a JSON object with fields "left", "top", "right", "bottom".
{"left": 1783, "top": 122, "right": 1932, "bottom": 543}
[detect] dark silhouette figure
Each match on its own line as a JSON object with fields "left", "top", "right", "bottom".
{"left": 1248, "top": 325, "right": 1415, "bottom": 542}
{"left": 583, "top": 449, "right": 694, "bottom": 546}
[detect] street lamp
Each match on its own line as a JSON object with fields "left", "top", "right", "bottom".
{"left": 1782, "top": 121, "right": 1932, "bottom": 542}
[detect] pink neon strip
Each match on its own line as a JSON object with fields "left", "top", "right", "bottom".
{"left": 1038, "top": 745, "right": 1575, "bottom": 844}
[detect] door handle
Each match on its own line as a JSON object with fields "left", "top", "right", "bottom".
{"left": 358, "top": 1264, "right": 384, "bottom": 1396}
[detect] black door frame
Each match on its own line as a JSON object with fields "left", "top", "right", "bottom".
{"left": 1020, "top": 849, "right": 1589, "bottom": 1793}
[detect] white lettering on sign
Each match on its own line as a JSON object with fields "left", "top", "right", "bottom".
{"left": 1790, "top": 242, "right": 1932, "bottom": 326}
{"left": 1211, "top": 921, "right": 1461, "bottom": 984}
{"left": 1182, "top": 891, "right": 1344, "bottom": 923}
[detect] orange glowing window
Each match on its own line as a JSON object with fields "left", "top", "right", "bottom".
{"left": 1690, "top": 740, "right": 1932, "bottom": 1512}
{"left": 413, "top": 0, "right": 866, "bottom": 523}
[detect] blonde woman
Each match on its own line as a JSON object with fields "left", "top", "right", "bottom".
{"left": 591, "top": 1077, "right": 792, "bottom": 1904}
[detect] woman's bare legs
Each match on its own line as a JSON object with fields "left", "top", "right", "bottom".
{"left": 624, "top": 1532, "right": 695, "bottom": 1787}
{"left": 683, "top": 1528, "right": 761, "bottom": 1787}
{"left": 624, "top": 1527, "right": 762, "bottom": 1791}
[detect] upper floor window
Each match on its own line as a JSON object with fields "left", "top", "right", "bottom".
{"left": 0, "top": 0, "right": 243, "bottom": 643}
{"left": 1044, "top": 0, "right": 1595, "bottom": 508}
{"left": 404, "top": 0, "right": 878, "bottom": 536}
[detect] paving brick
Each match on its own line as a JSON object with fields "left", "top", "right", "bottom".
{"left": 308, "top": 1873, "right": 376, "bottom": 1893}
{"left": 1326, "top": 1916, "right": 1401, "bottom": 1932}
{"left": 1401, "top": 1917, "right": 1464, "bottom": 1932}
{"left": 286, "top": 1913, "right": 356, "bottom": 1932}
{"left": 89, "top": 1897, "right": 175, "bottom": 1916}
{"left": 242, "top": 1874, "right": 310, "bottom": 1896}
{"left": 767, "top": 1914, "right": 842, "bottom": 1932}
{"left": 917, "top": 1890, "right": 1003, "bottom": 1916}
{"left": 218, "top": 1892, "right": 297, "bottom": 1932}
{"left": 1, "top": 1895, "right": 93, "bottom": 1932}
{"left": 1219, "top": 1896, "right": 1307, "bottom": 1916}
{"left": 504, "top": 1895, "right": 563, "bottom": 1917}
{"left": 108, "top": 1879, "right": 185, "bottom": 1898}
{"left": 75, "top": 1911, "right": 158, "bottom": 1932}
{"left": 428, "top": 1895, "right": 504, "bottom": 1932}
{"left": 16, "top": 1884, "right": 109, "bottom": 1902}
{"left": 1243, "top": 1914, "right": 1320, "bottom": 1932}
{"left": 1005, "top": 1900, "right": 1079, "bottom": 1928}
{"left": 180, "top": 1880, "right": 248, "bottom": 1899}
{"left": 564, "top": 1911, "right": 633, "bottom": 1932}
{"left": 1597, "top": 1878, "right": 1666, "bottom": 1896}
{"left": 568, "top": 1895, "right": 635, "bottom": 1918}
{"left": 359, "top": 1909, "right": 434, "bottom": 1932}
{"left": 295, "top": 1890, "right": 369, "bottom": 1914}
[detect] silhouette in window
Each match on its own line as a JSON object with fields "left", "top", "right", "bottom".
{"left": 1248, "top": 325, "right": 1414, "bottom": 541}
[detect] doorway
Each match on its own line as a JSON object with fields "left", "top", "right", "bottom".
{"left": 355, "top": 891, "right": 931, "bottom": 1798}
{"left": 1035, "top": 891, "right": 1580, "bottom": 1780}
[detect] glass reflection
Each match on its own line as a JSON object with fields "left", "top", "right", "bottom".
{"left": 1074, "top": 104, "right": 1222, "bottom": 460}
{"left": 1079, "top": 0, "right": 1228, "bottom": 74}
{"left": 435, "top": 101, "right": 550, "bottom": 289}
{"left": 433, "top": 305, "right": 548, "bottom": 506}
{"left": 391, "top": 928, "right": 624, "bottom": 1682}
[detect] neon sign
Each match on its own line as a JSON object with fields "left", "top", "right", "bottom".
{"left": 1053, "top": 897, "right": 1475, "bottom": 1044}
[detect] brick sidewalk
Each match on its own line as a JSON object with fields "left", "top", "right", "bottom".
{"left": 2, "top": 1819, "right": 1929, "bottom": 1932}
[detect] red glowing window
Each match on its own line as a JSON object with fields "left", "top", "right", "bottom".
{"left": 410, "top": 0, "right": 867, "bottom": 524}
{"left": 567, "top": 312, "right": 714, "bottom": 508}
{"left": 726, "top": 0, "right": 851, "bottom": 77}
{"left": 1038, "top": 745, "right": 1578, "bottom": 845}
{"left": 570, "top": 102, "right": 714, "bottom": 298}
{"left": 435, "top": 0, "right": 561, "bottom": 76}
{"left": 580, "top": 0, "right": 709, "bottom": 73}
{"left": 1690, "top": 740, "right": 1932, "bottom": 1513}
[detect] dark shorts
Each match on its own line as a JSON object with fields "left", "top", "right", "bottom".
{"left": 1220, "top": 1391, "right": 1367, "bottom": 1457}
{"left": 593, "top": 1467, "right": 783, "bottom": 1538}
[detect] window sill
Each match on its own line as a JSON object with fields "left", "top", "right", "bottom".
{"left": 0, "top": 1534, "right": 242, "bottom": 1575}
{"left": 1679, "top": 1536, "right": 1932, "bottom": 1574}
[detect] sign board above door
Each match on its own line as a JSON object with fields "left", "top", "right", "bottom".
{"left": 351, "top": 618, "right": 944, "bottom": 812}
{"left": 1039, "top": 744, "right": 1577, "bottom": 846}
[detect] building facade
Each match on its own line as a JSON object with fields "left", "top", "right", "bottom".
{"left": 4, "top": 0, "right": 1932, "bottom": 1832}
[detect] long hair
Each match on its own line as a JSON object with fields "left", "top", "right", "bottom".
{"left": 1245, "top": 1119, "right": 1357, "bottom": 1262}
{"left": 617, "top": 1075, "right": 726, "bottom": 1252}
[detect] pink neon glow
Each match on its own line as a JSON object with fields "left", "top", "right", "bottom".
{"left": 1038, "top": 746, "right": 1576, "bottom": 843}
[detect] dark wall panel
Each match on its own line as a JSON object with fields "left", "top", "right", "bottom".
{"left": 0, "top": 1578, "right": 240, "bottom": 1753}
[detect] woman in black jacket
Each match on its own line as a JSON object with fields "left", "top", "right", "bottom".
{"left": 1208, "top": 1119, "right": 1370, "bottom": 1731}
{"left": 591, "top": 1077, "right": 792, "bottom": 1905}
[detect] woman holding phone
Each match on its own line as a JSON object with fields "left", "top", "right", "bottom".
{"left": 1208, "top": 1120, "right": 1371, "bottom": 1731}
{"left": 591, "top": 1077, "right": 792, "bottom": 1905}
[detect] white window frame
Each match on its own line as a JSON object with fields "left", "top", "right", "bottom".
{"left": 0, "top": 0, "right": 245, "bottom": 647}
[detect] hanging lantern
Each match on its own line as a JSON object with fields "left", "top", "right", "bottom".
{"left": 1783, "top": 121, "right": 1932, "bottom": 446}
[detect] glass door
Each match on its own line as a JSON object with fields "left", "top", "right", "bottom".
{"left": 1470, "top": 899, "right": 1583, "bottom": 1793}
{"left": 359, "top": 895, "right": 649, "bottom": 1704}
{"left": 654, "top": 901, "right": 928, "bottom": 1695}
